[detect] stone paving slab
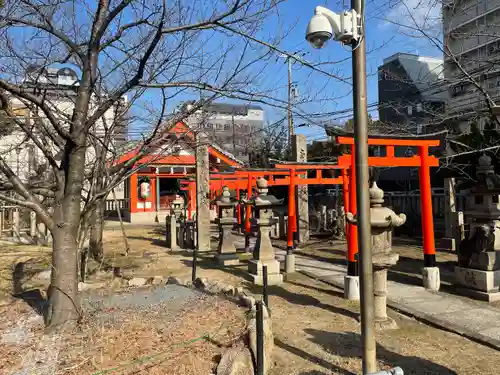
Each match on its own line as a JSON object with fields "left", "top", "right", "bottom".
{"left": 274, "top": 248, "right": 500, "bottom": 351}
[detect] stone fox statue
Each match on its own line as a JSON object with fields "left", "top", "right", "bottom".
{"left": 458, "top": 224, "right": 495, "bottom": 267}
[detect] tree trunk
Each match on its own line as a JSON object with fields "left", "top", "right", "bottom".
{"left": 46, "top": 145, "right": 87, "bottom": 329}
{"left": 46, "top": 224, "right": 80, "bottom": 328}
{"left": 89, "top": 201, "right": 104, "bottom": 261}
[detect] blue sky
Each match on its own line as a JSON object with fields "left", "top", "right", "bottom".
{"left": 112, "top": 0, "right": 443, "bottom": 141}
{"left": 91, "top": 0, "right": 441, "bottom": 141}
{"left": 2, "top": 0, "right": 443, "bottom": 142}
{"left": 262, "top": 0, "right": 442, "bottom": 141}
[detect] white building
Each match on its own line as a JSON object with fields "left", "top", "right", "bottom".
{"left": 1, "top": 66, "right": 128, "bottom": 200}
{"left": 180, "top": 101, "right": 264, "bottom": 162}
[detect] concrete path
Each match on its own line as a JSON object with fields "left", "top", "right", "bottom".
{"left": 274, "top": 249, "right": 500, "bottom": 351}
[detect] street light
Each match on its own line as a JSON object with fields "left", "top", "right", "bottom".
{"left": 306, "top": 4, "right": 378, "bottom": 374}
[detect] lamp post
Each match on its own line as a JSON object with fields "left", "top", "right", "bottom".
{"left": 306, "top": 5, "right": 376, "bottom": 373}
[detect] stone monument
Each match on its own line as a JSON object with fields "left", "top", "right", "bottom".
{"left": 215, "top": 186, "right": 239, "bottom": 265}
{"left": 347, "top": 182, "right": 406, "bottom": 330}
{"left": 455, "top": 154, "right": 500, "bottom": 302}
{"left": 245, "top": 178, "right": 284, "bottom": 285}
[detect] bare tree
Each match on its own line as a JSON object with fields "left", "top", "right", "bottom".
{"left": 0, "top": 0, "right": 288, "bottom": 328}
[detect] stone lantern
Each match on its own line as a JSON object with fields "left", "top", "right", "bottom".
{"left": 214, "top": 186, "right": 239, "bottom": 265}
{"left": 455, "top": 154, "right": 500, "bottom": 302}
{"left": 245, "top": 178, "right": 284, "bottom": 285}
{"left": 172, "top": 195, "right": 184, "bottom": 217}
{"left": 347, "top": 182, "right": 406, "bottom": 330}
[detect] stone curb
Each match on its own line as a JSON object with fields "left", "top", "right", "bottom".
{"left": 166, "top": 276, "right": 255, "bottom": 308}
{"left": 298, "top": 270, "right": 500, "bottom": 351}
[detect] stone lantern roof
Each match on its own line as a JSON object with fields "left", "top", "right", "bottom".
{"left": 214, "top": 186, "right": 237, "bottom": 207}
{"left": 473, "top": 154, "right": 500, "bottom": 193}
{"left": 346, "top": 182, "right": 406, "bottom": 230}
{"left": 457, "top": 154, "right": 500, "bottom": 194}
{"left": 368, "top": 182, "right": 407, "bottom": 229}
{"left": 245, "top": 178, "right": 283, "bottom": 207}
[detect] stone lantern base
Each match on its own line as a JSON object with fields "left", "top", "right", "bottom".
{"left": 216, "top": 253, "right": 240, "bottom": 266}
{"left": 455, "top": 266, "right": 500, "bottom": 302}
{"left": 248, "top": 259, "right": 283, "bottom": 286}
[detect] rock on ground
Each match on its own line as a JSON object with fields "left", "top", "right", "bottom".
{"left": 152, "top": 276, "right": 164, "bottom": 285}
{"left": 12, "top": 259, "right": 50, "bottom": 294}
{"left": 166, "top": 276, "right": 185, "bottom": 286}
{"left": 239, "top": 294, "right": 255, "bottom": 309}
{"left": 128, "top": 277, "right": 148, "bottom": 287}
{"left": 217, "top": 345, "right": 254, "bottom": 375}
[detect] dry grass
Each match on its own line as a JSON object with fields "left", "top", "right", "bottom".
{"left": 0, "top": 291, "right": 246, "bottom": 375}
{"left": 0, "top": 243, "right": 51, "bottom": 300}
{"left": 0, "top": 226, "right": 499, "bottom": 374}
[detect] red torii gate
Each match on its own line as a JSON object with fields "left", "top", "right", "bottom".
{"left": 336, "top": 135, "right": 440, "bottom": 270}
{"left": 273, "top": 134, "right": 441, "bottom": 276}
{"left": 181, "top": 133, "right": 441, "bottom": 279}
{"left": 209, "top": 167, "right": 343, "bottom": 252}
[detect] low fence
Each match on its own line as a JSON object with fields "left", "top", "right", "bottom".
{"left": 307, "top": 190, "right": 467, "bottom": 237}
{"left": 105, "top": 198, "right": 130, "bottom": 219}
{"left": 105, "top": 198, "right": 129, "bottom": 212}
{"left": 0, "top": 205, "right": 41, "bottom": 240}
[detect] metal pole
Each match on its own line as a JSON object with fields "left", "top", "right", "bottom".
{"left": 263, "top": 265, "right": 269, "bottom": 310}
{"left": 192, "top": 243, "right": 198, "bottom": 283}
{"left": 256, "top": 300, "right": 265, "bottom": 375}
{"left": 287, "top": 57, "right": 294, "bottom": 148}
{"left": 351, "top": 0, "right": 377, "bottom": 371}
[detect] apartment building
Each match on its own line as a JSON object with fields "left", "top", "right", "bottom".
{"left": 378, "top": 53, "right": 447, "bottom": 134}
{"left": 443, "top": 0, "right": 500, "bottom": 130}
{"left": 1, "top": 66, "right": 128, "bottom": 196}
{"left": 180, "top": 101, "right": 264, "bottom": 162}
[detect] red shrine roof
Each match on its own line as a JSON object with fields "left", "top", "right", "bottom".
{"left": 116, "top": 121, "right": 244, "bottom": 168}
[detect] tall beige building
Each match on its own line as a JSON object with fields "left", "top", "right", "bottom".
{"left": 443, "top": 0, "right": 500, "bottom": 130}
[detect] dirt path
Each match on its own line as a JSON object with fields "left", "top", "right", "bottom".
{"left": 1, "top": 226, "right": 499, "bottom": 374}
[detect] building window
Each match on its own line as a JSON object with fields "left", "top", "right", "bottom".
{"left": 452, "top": 84, "right": 467, "bottom": 96}
{"left": 416, "top": 103, "right": 422, "bottom": 112}
{"left": 407, "top": 106, "right": 413, "bottom": 115}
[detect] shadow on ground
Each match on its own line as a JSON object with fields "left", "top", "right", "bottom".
{"left": 294, "top": 238, "right": 457, "bottom": 287}
{"left": 305, "top": 330, "right": 458, "bottom": 375}
{"left": 187, "top": 255, "right": 359, "bottom": 320}
{"left": 13, "top": 289, "right": 47, "bottom": 317}
{"left": 275, "top": 338, "right": 355, "bottom": 375}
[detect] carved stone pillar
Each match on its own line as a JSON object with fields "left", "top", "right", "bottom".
{"left": 347, "top": 182, "right": 406, "bottom": 330}
{"left": 455, "top": 154, "right": 500, "bottom": 302}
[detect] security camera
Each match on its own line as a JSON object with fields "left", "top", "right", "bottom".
{"left": 306, "top": 14, "right": 333, "bottom": 49}
{"left": 305, "top": 6, "right": 360, "bottom": 47}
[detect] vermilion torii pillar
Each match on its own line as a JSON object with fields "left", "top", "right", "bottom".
{"left": 348, "top": 148, "right": 358, "bottom": 276}
{"left": 286, "top": 168, "right": 296, "bottom": 275}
